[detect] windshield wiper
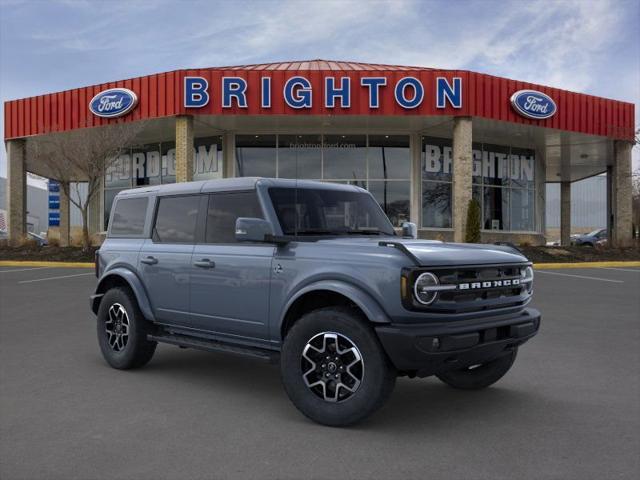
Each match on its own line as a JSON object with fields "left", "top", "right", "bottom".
{"left": 289, "top": 229, "right": 340, "bottom": 236}
{"left": 343, "top": 229, "right": 385, "bottom": 235}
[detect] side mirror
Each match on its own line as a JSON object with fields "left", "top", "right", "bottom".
{"left": 401, "top": 222, "right": 417, "bottom": 239}
{"left": 235, "top": 217, "right": 272, "bottom": 243}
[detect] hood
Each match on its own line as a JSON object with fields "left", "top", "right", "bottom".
{"left": 397, "top": 239, "right": 528, "bottom": 266}
{"left": 315, "top": 237, "right": 529, "bottom": 266}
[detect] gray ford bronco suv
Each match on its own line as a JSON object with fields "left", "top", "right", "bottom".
{"left": 92, "top": 177, "right": 540, "bottom": 426}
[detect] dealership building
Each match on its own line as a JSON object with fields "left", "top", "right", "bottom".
{"left": 3, "top": 60, "right": 636, "bottom": 246}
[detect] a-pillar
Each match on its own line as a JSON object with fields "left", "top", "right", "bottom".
{"left": 175, "top": 115, "right": 194, "bottom": 183}
{"left": 452, "top": 117, "right": 473, "bottom": 243}
{"left": 6, "top": 139, "right": 27, "bottom": 245}
{"left": 610, "top": 141, "right": 633, "bottom": 247}
{"left": 59, "top": 182, "right": 71, "bottom": 247}
{"left": 560, "top": 181, "right": 571, "bottom": 246}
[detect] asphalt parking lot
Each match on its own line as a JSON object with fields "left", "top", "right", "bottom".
{"left": 1, "top": 265, "right": 639, "bottom": 480}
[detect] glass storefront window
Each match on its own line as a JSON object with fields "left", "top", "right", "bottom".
{"left": 483, "top": 186, "right": 509, "bottom": 230}
{"left": 509, "top": 146, "right": 535, "bottom": 189}
{"left": 161, "top": 141, "right": 176, "bottom": 184}
{"left": 422, "top": 136, "right": 452, "bottom": 182}
{"left": 278, "top": 134, "right": 322, "bottom": 179}
{"left": 236, "top": 135, "right": 277, "bottom": 177}
{"left": 482, "top": 143, "right": 510, "bottom": 187}
{"left": 510, "top": 188, "right": 535, "bottom": 231}
{"left": 422, "top": 181, "right": 452, "bottom": 228}
{"left": 105, "top": 153, "right": 132, "bottom": 188}
{"left": 322, "top": 134, "right": 366, "bottom": 180}
{"left": 131, "top": 143, "right": 162, "bottom": 186}
{"left": 368, "top": 181, "right": 410, "bottom": 227}
{"left": 194, "top": 136, "right": 223, "bottom": 181}
{"left": 368, "top": 135, "right": 410, "bottom": 180}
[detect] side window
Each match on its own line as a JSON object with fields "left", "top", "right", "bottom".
{"left": 205, "top": 192, "right": 263, "bottom": 243}
{"left": 110, "top": 197, "right": 148, "bottom": 236}
{"left": 153, "top": 195, "right": 200, "bottom": 243}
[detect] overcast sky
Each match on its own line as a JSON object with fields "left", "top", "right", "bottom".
{"left": 1, "top": 0, "right": 638, "bottom": 181}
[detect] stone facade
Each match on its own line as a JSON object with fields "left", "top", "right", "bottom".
{"left": 560, "top": 181, "right": 571, "bottom": 246}
{"left": 6, "top": 139, "right": 26, "bottom": 245}
{"left": 611, "top": 141, "right": 633, "bottom": 247}
{"left": 452, "top": 117, "right": 473, "bottom": 243}
{"left": 175, "top": 115, "right": 194, "bottom": 183}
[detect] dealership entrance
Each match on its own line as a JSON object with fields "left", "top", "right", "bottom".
{"left": 4, "top": 60, "right": 635, "bottom": 246}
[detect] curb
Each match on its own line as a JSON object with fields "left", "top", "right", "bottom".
{"left": 0, "top": 260, "right": 94, "bottom": 268}
{"left": 1, "top": 260, "right": 639, "bottom": 270}
{"left": 534, "top": 261, "right": 640, "bottom": 269}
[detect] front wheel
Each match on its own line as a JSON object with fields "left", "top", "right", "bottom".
{"left": 96, "top": 287, "right": 157, "bottom": 370}
{"left": 280, "top": 307, "right": 396, "bottom": 427}
{"left": 436, "top": 348, "right": 517, "bottom": 390}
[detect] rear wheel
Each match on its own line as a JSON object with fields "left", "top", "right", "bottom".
{"left": 280, "top": 307, "right": 396, "bottom": 427}
{"left": 436, "top": 348, "right": 517, "bottom": 390}
{"left": 97, "top": 287, "right": 157, "bottom": 369}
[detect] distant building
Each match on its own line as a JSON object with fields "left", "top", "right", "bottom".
{"left": 0, "top": 177, "right": 48, "bottom": 234}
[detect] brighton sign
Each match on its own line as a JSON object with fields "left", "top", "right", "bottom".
{"left": 510, "top": 89, "right": 557, "bottom": 120}
{"left": 183, "top": 76, "right": 464, "bottom": 110}
{"left": 89, "top": 88, "right": 138, "bottom": 118}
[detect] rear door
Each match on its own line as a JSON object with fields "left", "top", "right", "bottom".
{"left": 189, "top": 191, "right": 274, "bottom": 345}
{"left": 138, "top": 194, "right": 205, "bottom": 326}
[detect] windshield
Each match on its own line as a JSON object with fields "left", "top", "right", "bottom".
{"left": 269, "top": 187, "right": 396, "bottom": 237}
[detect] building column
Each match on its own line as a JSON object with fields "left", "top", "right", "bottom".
{"left": 560, "top": 181, "right": 571, "bottom": 246}
{"left": 610, "top": 141, "right": 633, "bottom": 247}
{"left": 175, "top": 115, "right": 194, "bottom": 183}
{"left": 6, "top": 139, "right": 27, "bottom": 245}
{"left": 452, "top": 117, "right": 473, "bottom": 243}
{"left": 222, "top": 133, "right": 235, "bottom": 178}
{"left": 409, "top": 133, "right": 421, "bottom": 226}
{"left": 59, "top": 182, "right": 70, "bottom": 247}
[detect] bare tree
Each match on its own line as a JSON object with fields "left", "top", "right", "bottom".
{"left": 27, "top": 121, "right": 143, "bottom": 250}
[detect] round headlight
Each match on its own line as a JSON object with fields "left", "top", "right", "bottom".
{"left": 414, "top": 272, "right": 440, "bottom": 305}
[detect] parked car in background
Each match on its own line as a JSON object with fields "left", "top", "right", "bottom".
{"left": 571, "top": 229, "right": 607, "bottom": 247}
{"left": 27, "top": 231, "right": 48, "bottom": 246}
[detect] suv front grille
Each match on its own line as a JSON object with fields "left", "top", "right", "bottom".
{"left": 406, "top": 264, "right": 531, "bottom": 314}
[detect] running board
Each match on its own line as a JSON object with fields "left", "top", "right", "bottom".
{"left": 147, "top": 333, "right": 279, "bottom": 363}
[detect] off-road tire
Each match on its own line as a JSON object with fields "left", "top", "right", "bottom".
{"left": 97, "top": 287, "right": 157, "bottom": 369}
{"left": 281, "top": 306, "right": 396, "bottom": 427}
{"left": 436, "top": 348, "right": 518, "bottom": 390}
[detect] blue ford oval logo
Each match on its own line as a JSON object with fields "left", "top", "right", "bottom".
{"left": 89, "top": 88, "right": 138, "bottom": 118}
{"left": 510, "top": 89, "right": 556, "bottom": 120}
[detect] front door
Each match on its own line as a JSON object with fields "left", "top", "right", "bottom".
{"left": 138, "top": 194, "right": 203, "bottom": 326}
{"left": 189, "top": 191, "right": 274, "bottom": 345}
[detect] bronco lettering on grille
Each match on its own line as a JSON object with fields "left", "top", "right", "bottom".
{"left": 458, "top": 278, "right": 521, "bottom": 290}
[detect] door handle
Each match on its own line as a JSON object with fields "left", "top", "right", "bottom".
{"left": 193, "top": 259, "right": 215, "bottom": 269}
{"left": 140, "top": 256, "right": 158, "bottom": 265}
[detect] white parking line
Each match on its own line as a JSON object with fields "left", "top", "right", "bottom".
{"left": 18, "top": 272, "right": 94, "bottom": 284}
{"left": 598, "top": 267, "right": 640, "bottom": 273}
{"left": 0, "top": 266, "right": 54, "bottom": 273}
{"left": 535, "top": 270, "right": 624, "bottom": 283}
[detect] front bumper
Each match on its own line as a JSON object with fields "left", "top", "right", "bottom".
{"left": 375, "top": 308, "right": 541, "bottom": 377}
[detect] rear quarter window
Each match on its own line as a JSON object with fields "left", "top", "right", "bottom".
{"left": 110, "top": 197, "right": 148, "bottom": 236}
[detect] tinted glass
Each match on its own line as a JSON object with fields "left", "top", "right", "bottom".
{"left": 422, "top": 136, "right": 452, "bottom": 182}
{"left": 422, "top": 181, "right": 451, "bottom": 228}
{"left": 484, "top": 186, "right": 509, "bottom": 230}
{"left": 482, "top": 143, "right": 510, "bottom": 187}
{"left": 510, "top": 188, "right": 535, "bottom": 231}
{"left": 194, "top": 136, "right": 223, "bottom": 181}
{"left": 235, "top": 135, "right": 277, "bottom": 177}
{"left": 278, "top": 134, "right": 322, "bottom": 179}
{"left": 153, "top": 195, "right": 200, "bottom": 243}
{"left": 367, "top": 180, "right": 410, "bottom": 227}
{"left": 205, "top": 192, "right": 263, "bottom": 243}
{"left": 368, "top": 135, "right": 410, "bottom": 179}
{"left": 110, "top": 197, "right": 148, "bottom": 236}
{"left": 269, "top": 187, "right": 395, "bottom": 236}
{"left": 322, "top": 135, "right": 366, "bottom": 179}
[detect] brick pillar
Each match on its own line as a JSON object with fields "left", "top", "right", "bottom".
{"left": 409, "top": 133, "right": 421, "bottom": 225}
{"left": 6, "top": 139, "right": 27, "bottom": 245}
{"left": 610, "top": 141, "right": 633, "bottom": 247}
{"left": 452, "top": 117, "right": 473, "bottom": 243}
{"left": 560, "top": 181, "right": 571, "bottom": 246}
{"left": 59, "top": 182, "right": 70, "bottom": 247}
{"left": 175, "top": 115, "right": 194, "bottom": 183}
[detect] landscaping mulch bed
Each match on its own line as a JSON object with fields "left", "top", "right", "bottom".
{"left": 2, "top": 242, "right": 639, "bottom": 264}
{"left": 0, "top": 244, "right": 98, "bottom": 262}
